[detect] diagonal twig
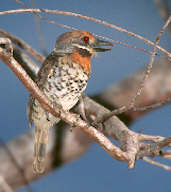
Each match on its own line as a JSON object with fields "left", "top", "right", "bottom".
{"left": 0, "top": 176, "right": 13, "bottom": 192}
{"left": 0, "top": 37, "right": 171, "bottom": 190}
{"left": 93, "top": 15, "right": 171, "bottom": 124}
{"left": 0, "top": 28, "right": 44, "bottom": 63}
{"left": 14, "top": 0, "right": 159, "bottom": 57}
{"left": 0, "top": 38, "right": 129, "bottom": 164}
{"left": 154, "top": 0, "right": 171, "bottom": 34}
{"left": 142, "top": 157, "right": 171, "bottom": 171}
{"left": 129, "top": 15, "right": 171, "bottom": 108}
{"left": 0, "top": 8, "right": 170, "bottom": 58}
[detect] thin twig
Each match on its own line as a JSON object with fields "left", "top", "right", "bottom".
{"left": 94, "top": 15, "right": 171, "bottom": 124}
{"left": 0, "top": 8, "right": 170, "bottom": 179}
{"left": 132, "top": 97, "right": 171, "bottom": 112}
{"left": 0, "top": 8, "right": 170, "bottom": 57}
{"left": 0, "top": 37, "right": 170, "bottom": 190}
{"left": 31, "top": 0, "right": 48, "bottom": 56}
{"left": 0, "top": 39, "right": 129, "bottom": 164}
{"left": 154, "top": 0, "right": 171, "bottom": 34}
{"left": 83, "top": 95, "right": 171, "bottom": 169}
{"left": 0, "top": 28, "right": 44, "bottom": 63}
{"left": 143, "top": 157, "right": 171, "bottom": 171}
{"left": 154, "top": 0, "right": 170, "bottom": 21}
{"left": 0, "top": 176, "right": 13, "bottom": 192}
{"left": 15, "top": 0, "right": 75, "bottom": 56}
{"left": 160, "top": 150, "right": 171, "bottom": 159}
{"left": 129, "top": 15, "right": 171, "bottom": 108}
{"left": 14, "top": 0, "right": 77, "bottom": 30}
{"left": 90, "top": 96, "right": 171, "bottom": 124}
{"left": 157, "top": 137, "right": 171, "bottom": 148}
{"left": 92, "top": 34, "right": 159, "bottom": 56}
{"left": 1, "top": 29, "right": 167, "bottom": 114}
{"left": 137, "top": 137, "right": 171, "bottom": 159}
{"left": 138, "top": 134, "right": 165, "bottom": 143}
{"left": 12, "top": 1, "right": 157, "bottom": 57}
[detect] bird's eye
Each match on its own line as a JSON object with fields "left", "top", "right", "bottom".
{"left": 83, "top": 36, "right": 89, "bottom": 44}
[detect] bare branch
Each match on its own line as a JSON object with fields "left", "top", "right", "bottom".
{"left": 98, "top": 56, "right": 171, "bottom": 120}
{"left": 0, "top": 14, "right": 170, "bottom": 188}
{"left": 132, "top": 97, "right": 171, "bottom": 112}
{"left": 0, "top": 125, "right": 92, "bottom": 189}
{"left": 0, "top": 38, "right": 129, "bottom": 164}
{"left": 137, "top": 138, "right": 171, "bottom": 158}
{"left": 0, "top": 94, "right": 170, "bottom": 189}
{"left": 0, "top": 176, "right": 13, "bottom": 192}
{"left": 0, "top": 9, "right": 170, "bottom": 57}
{"left": 142, "top": 157, "right": 171, "bottom": 171}
{"left": 92, "top": 33, "right": 161, "bottom": 56}
{"left": 95, "top": 16, "right": 171, "bottom": 123}
{"left": 138, "top": 134, "right": 166, "bottom": 143}
{"left": 128, "top": 16, "right": 171, "bottom": 108}
{"left": 154, "top": 0, "right": 171, "bottom": 34}
{"left": 1, "top": 29, "right": 169, "bottom": 117}
{"left": 2, "top": 3, "right": 157, "bottom": 57}
{"left": 0, "top": 47, "right": 171, "bottom": 189}
{"left": 15, "top": 0, "right": 77, "bottom": 31}
{"left": 160, "top": 150, "right": 171, "bottom": 159}
{"left": 0, "top": 28, "right": 44, "bottom": 63}
{"left": 82, "top": 95, "right": 171, "bottom": 169}
{"left": 14, "top": 0, "right": 161, "bottom": 57}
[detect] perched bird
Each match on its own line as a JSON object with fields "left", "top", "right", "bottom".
{"left": 27, "top": 30, "right": 113, "bottom": 173}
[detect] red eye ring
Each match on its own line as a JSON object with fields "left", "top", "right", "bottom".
{"left": 83, "top": 36, "right": 89, "bottom": 44}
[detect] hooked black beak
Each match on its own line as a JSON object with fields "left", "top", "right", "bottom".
{"left": 93, "top": 39, "right": 113, "bottom": 52}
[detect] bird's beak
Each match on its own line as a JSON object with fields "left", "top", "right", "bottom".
{"left": 92, "top": 39, "right": 113, "bottom": 52}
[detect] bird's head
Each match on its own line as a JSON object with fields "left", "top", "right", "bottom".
{"left": 54, "top": 30, "right": 113, "bottom": 72}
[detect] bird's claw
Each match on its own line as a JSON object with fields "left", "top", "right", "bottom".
{"left": 91, "top": 120, "right": 104, "bottom": 131}
{"left": 70, "top": 113, "right": 81, "bottom": 129}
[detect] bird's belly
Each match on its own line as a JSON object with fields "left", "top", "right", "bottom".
{"left": 43, "top": 65, "right": 88, "bottom": 111}
{"left": 28, "top": 63, "right": 89, "bottom": 128}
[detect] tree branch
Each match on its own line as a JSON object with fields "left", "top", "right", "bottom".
{"left": 97, "top": 56, "right": 171, "bottom": 120}
{"left": 94, "top": 15, "right": 171, "bottom": 123}
{"left": 0, "top": 27, "right": 170, "bottom": 190}
{"left": 0, "top": 176, "right": 14, "bottom": 192}
{"left": 0, "top": 29, "right": 44, "bottom": 63}
{"left": 142, "top": 157, "right": 171, "bottom": 171}
{"left": 0, "top": 9, "right": 170, "bottom": 58}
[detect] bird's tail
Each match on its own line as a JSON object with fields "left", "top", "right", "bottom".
{"left": 33, "top": 126, "right": 49, "bottom": 174}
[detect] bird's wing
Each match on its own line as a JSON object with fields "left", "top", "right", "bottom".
{"left": 27, "top": 51, "right": 60, "bottom": 127}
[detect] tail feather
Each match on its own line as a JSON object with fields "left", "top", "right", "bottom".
{"left": 33, "top": 126, "right": 49, "bottom": 174}
{"left": 27, "top": 95, "right": 60, "bottom": 173}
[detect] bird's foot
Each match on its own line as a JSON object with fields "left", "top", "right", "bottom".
{"left": 91, "top": 120, "right": 104, "bottom": 132}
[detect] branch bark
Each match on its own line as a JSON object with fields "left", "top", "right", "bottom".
{"left": 0, "top": 16, "right": 170, "bottom": 190}
{"left": 0, "top": 8, "right": 170, "bottom": 58}
{"left": 0, "top": 47, "right": 170, "bottom": 189}
{"left": 97, "top": 56, "right": 171, "bottom": 120}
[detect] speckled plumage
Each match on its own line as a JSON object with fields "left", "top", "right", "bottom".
{"left": 27, "top": 30, "right": 113, "bottom": 174}
{"left": 28, "top": 53, "right": 89, "bottom": 131}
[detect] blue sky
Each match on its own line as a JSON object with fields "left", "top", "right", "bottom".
{"left": 0, "top": 0, "right": 171, "bottom": 192}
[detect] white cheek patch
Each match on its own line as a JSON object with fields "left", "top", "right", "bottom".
{"left": 73, "top": 44, "right": 91, "bottom": 52}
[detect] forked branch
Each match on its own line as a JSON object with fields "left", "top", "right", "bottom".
{"left": 0, "top": 8, "right": 171, "bottom": 190}
{"left": 1, "top": 35, "right": 171, "bottom": 173}
{"left": 0, "top": 8, "right": 170, "bottom": 58}
{"left": 0, "top": 37, "right": 171, "bottom": 190}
